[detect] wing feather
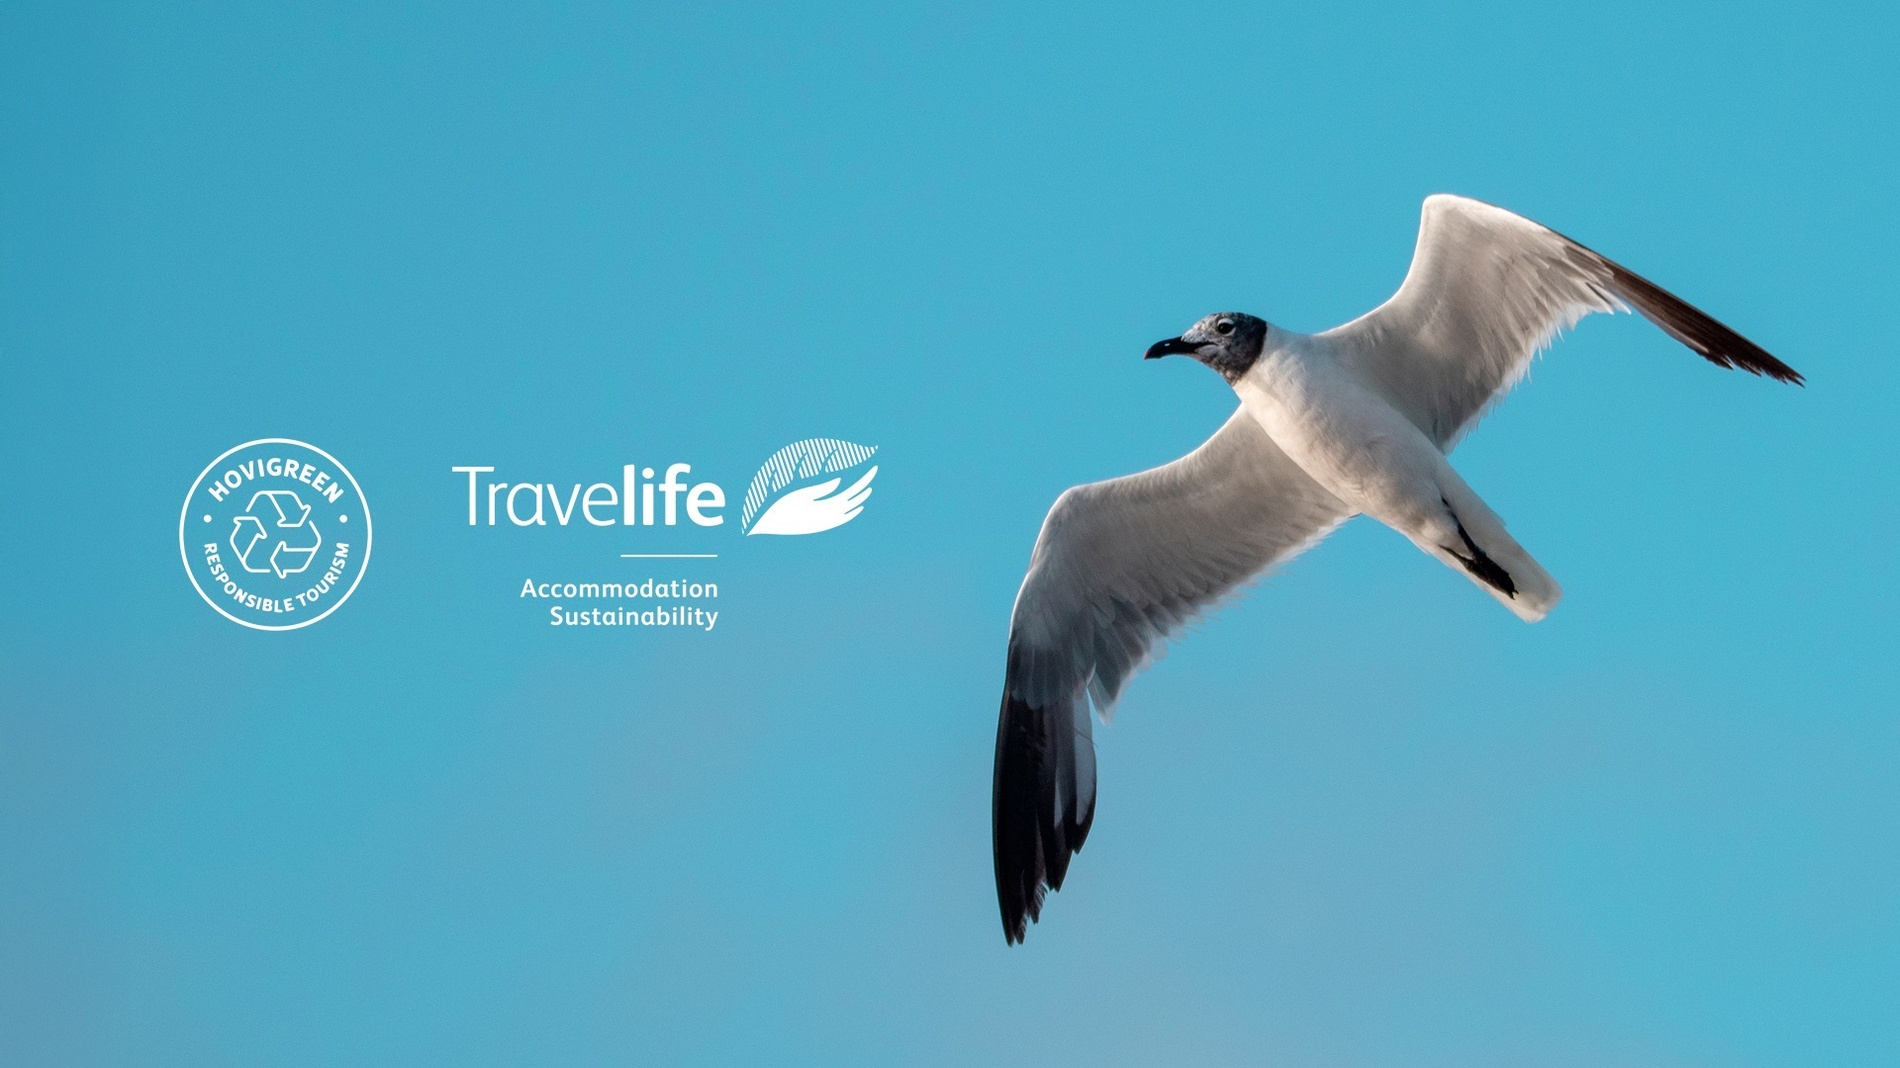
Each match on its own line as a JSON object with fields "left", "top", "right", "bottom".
{"left": 994, "top": 409, "right": 1350, "bottom": 943}
{"left": 1326, "top": 195, "right": 1800, "bottom": 449}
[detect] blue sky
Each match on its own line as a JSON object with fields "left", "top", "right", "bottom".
{"left": 2, "top": 1, "right": 1896, "bottom": 1064}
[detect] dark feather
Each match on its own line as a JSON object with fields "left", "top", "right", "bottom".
{"left": 1448, "top": 505, "right": 1517, "bottom": 598}
{"left": 1560, "top": 239, "right": 1805, "bottom": 385}
{"left": 992, "top": 652, "right": 1096, "bottom": 945}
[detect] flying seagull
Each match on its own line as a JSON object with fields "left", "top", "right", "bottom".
{"left": 992, "top": 194, "right": 1801, "bottom": 944}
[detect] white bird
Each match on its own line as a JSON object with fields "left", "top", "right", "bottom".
{"left": 992, "top": 194, "right": 1801, "bottom": 944}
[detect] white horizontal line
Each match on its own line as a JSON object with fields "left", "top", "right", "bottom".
{"left": 619, "top": 553, "right": 719, "bottom": 559}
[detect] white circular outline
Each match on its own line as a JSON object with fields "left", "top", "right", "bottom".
{"left": 178, "top": 438, "right": 374, "bottom": 632}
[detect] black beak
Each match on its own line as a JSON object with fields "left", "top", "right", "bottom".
{"left": 1144, "top": 336, "right": 1200, "bottom": 360}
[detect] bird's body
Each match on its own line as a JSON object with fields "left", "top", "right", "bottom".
{"left": 1236, "top": 327, "right": 1559, "bottom": 620}
{"left": 992, "top": 194, "right": 1802, "bottom": 944}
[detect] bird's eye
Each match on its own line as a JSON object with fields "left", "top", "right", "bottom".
{"left": 1215, "top": 319, "right": 1235, "bottom": 335}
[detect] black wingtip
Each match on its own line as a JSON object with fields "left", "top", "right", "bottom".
{"left": 994, "top": 691, "right": 1043, "bottom": 945}
{"left": 993, "top": 689, "right": 1095, "bottom": 945}
{"left": 1447, "top": 504, "right": 1516, "bottom": 598}
{"left": 1560, "top": 239, "right": 1805, "bottom": 387}
{"left": 1604, "top": 258, "right": 1805, "bottom": 386}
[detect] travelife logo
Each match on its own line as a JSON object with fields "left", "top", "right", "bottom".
{"left": 451, "top": 439, "right": 878, "bottom": 536}
{"left": 739, "top": 438, "right": 877, "bottom": 536}
{"left": 454, "top": 438, "right": 878, "bottom": 632}
{"left": 180, "top": 439, "right": 373, "bottom": 631}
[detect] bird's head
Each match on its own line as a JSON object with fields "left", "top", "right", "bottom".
{"left": 1143, "top": 312, "right": 1269, "bottom": 384}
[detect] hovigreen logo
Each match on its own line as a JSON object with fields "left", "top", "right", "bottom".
{"left": 180, "top": 439, "right": 373, "bottom": 630}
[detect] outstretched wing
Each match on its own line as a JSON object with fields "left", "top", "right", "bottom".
{"left": 1325, "top": 194, "right": 1801, "bottom": 449}
{"left": 994, "top": 409, "right": 1351, "bottom": 943}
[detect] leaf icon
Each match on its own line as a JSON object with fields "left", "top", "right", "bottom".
{"left": 741, "top": 438, "right": 878, "bottom": 536}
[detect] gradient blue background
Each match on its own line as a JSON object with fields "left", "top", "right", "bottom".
{"left": 3, "top": 2, "right": 1895, "bottom": 1064}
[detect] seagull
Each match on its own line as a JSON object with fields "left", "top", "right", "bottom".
{"left": 992, "top": 194, "right": 1801, "bottom": 944}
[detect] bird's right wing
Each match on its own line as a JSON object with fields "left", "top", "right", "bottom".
{"left": 994, "top": 408, "right": 1351, "bottom": 943}
{"left": 1325, "top": 195, "right": 1801, "bottom": 449}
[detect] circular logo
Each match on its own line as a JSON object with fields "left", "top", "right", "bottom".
{"left": 179, "top": 439, "right": 373, "bottom": 630}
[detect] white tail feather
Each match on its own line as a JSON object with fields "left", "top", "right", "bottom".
{"left": 1429, "top": 464, "right": 1563, "bottom": 622}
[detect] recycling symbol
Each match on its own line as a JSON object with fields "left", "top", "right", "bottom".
{"left": 230, "top": 490, "right": 324, "bottom": 579}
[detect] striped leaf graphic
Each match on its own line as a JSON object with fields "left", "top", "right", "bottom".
{"left": 741, "top": 438, "right": 879, "bottom": 536}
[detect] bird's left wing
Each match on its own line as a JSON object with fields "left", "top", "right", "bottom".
{"left": 1325, "top": 194, "right": 1801, "bottom": 449}
{"left": 995, "top": 408, "right": 1350, "bottom": 943}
